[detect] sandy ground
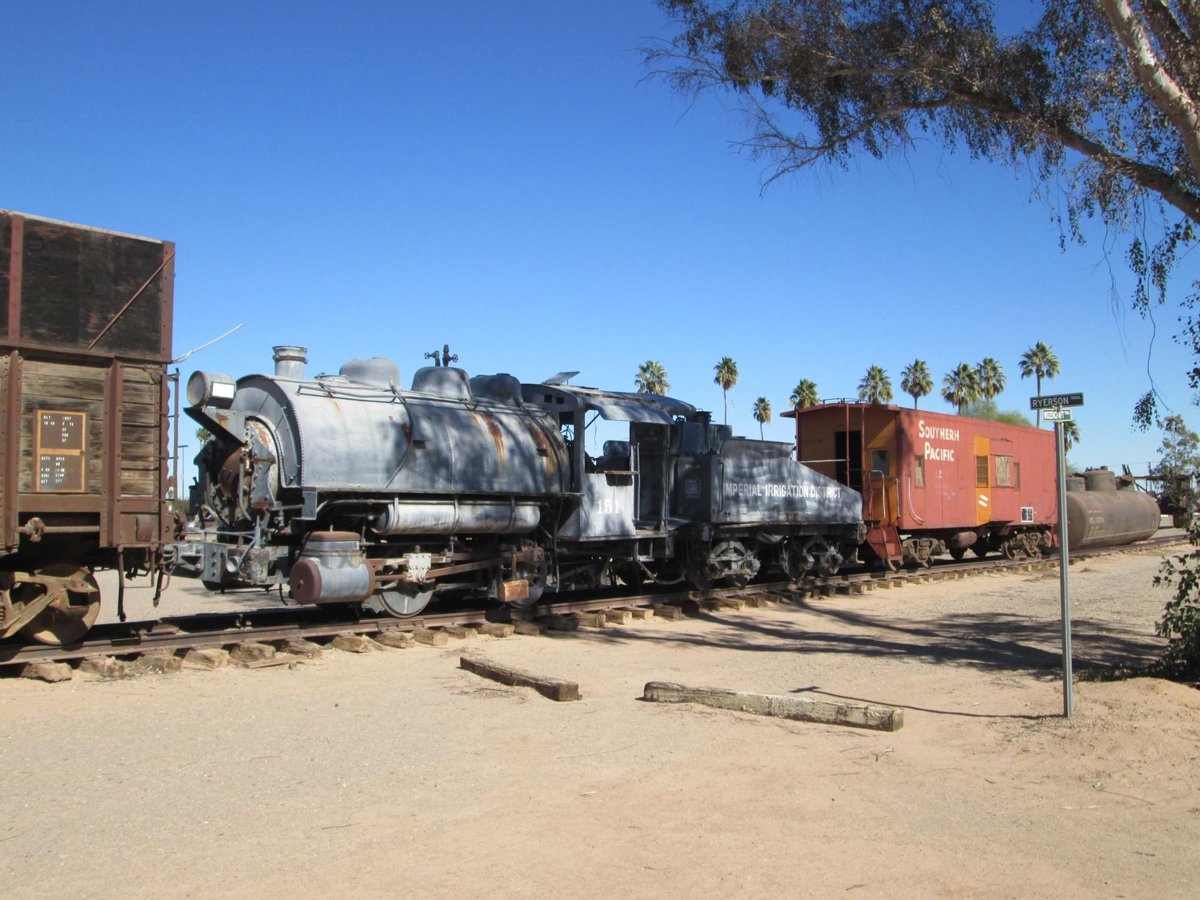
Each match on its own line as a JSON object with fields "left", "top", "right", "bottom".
{"left": 3, "top": 547, "right": 1200, "bottom": 899}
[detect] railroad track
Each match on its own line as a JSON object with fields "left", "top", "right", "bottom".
{"left": 1, "top": 534, "right": 1187, "bottom": 678}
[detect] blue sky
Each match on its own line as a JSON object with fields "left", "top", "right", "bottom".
{"left": 3, "top": 1, "right": 1195, "bottom": 488}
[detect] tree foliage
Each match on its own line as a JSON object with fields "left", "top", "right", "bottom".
{"left": 651, "top": 0, "right": 1200, "bottom": 222}
{"left": 790, "top": 378, "right": 820, "bottom": 408}
{"left": 857, "top": 364, "right": 893, "bottom": 404}
{"left": 1019, "top": 340, "right": 1062, "bottom": 424}
{"left": 1151, "top": 414, "right": 1200, "bottom": 518}
{"left": 714, "top": 355, "right": 739, "bottom": 423}
{"left": 1060, "top": 418, "right": 1082, "bottom": 451}
{"left": 962, "top": 398, "right": 1035, "bottom": 426}
{"left": 1152, "top": 415, "right": 1200, "bottom": 679}
{"left": 942, "top": 362, "right": 983, "bottom": 413}
{"left": 1154, "top": 534, "right": 1200, "bottom": 680}
{"left": 753, "top": 395, "right": 773, "bottom": 437}
{"left": 635, "top": 360, "right": 671, "bottom": 395}
{"left": 900, "top": 358, "right": 933, "bottom": 408}
{"left": 650, "top": 0, "right": 1200, "bottom": 424}
{"left": 975, "top": 357, "right": 1006, "bottom": 400}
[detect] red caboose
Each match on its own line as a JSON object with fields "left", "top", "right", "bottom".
{"left": 785, "top": 402, "right": 1057, "bottom": 568}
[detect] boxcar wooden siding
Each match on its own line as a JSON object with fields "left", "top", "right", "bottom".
{"left": 11, "top": 218, "right": 169, "bottom": 358}
{"left": 16, "top": 359, "right": 163, "bottom": 498}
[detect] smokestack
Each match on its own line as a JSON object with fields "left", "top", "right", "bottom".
{"left": 273, "top": 345, "right": 308, "bottom": 380}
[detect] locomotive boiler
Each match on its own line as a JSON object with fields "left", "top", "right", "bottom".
{"left": 186, "top": 346, "right": 864, "bottom": 617}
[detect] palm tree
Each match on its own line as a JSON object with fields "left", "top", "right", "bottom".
{"left": 1019, "top": 341, "right": 1061, "bottom": 425}
{"left": 1060, "top": 419, "right": 1081, "bottom": 453}
{"left": 634, "top": 360, "right": 669, "bottom": 396}
{"left": 752, "top": 396, "right": 772, "bottom": 439}
{"left": 790, "top": 379, "right": 819, "bottom": 410}
{"left": 857, "top": 365, "right": 893, "bottom": 405}
{"left": 976, "top": 357, "right": 1006, "bottom": 401}
{"left": 942, "top": 363, "right": 983, "bottom": 414}
{"left": 899, "top": 359, "right": 933, "bottom": 409}
{"left": 713, "top": 356, "right": 738, "bottom": 424}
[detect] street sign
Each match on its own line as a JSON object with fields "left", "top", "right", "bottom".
{"left": 1030, "top": 392, "right": 1084, "bottom": 410}
{"left": 1042, "top": 408, "right": 1072, "bottom": 422}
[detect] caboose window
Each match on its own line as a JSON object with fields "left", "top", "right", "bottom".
{"left": 975, "top": 455, "right": 989, "bottom": 487}
{"left": 994, "top": 455, "right": 1013, "bottom": 487}
{"left": 870, "top": 449, "right": 889, "bottom": 476}
{"left": 1014, "top": 462, "right": 1021, "bottom": 488}
{"left": 914, "top": 455, "right": 925, "bottom": 487}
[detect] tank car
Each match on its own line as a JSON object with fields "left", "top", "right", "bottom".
{"left": 788, "top": 402, "right": 1057, "bottom": 567}
{"left": 1065, "top": 467, "right": 1160, "bottom": 549}
{"left": 0, "top": 211, "right": 173, "bottom": 644}
{"left": 185, "top": 347, "right": 863, "bottom": 617}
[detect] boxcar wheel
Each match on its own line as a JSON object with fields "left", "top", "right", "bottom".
{"left": 17, "top": 564, "right": 101, "bottom": 646}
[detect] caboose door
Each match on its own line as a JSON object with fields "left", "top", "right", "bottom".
{"left": 975, "top": 435, "right": 992, "bottom": 524}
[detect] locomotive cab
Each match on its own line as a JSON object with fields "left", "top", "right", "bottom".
{"left": 520, "top": 383, "right": 696, "bottom": 543}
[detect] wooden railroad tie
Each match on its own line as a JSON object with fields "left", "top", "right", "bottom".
{"left": 459, "top": 655, "right": 581, "bottom": 702}
{"left": 642, "top": 681, "right": 904, "bottom": 732}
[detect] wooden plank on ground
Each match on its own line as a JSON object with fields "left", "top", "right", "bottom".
{"left": 642, "top": 681, "right": 903, "bottom": 732}
{"left": 460, "top": 655, "right": 581, "bottom": 701}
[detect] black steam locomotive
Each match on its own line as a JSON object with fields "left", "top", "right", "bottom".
{"left": 185, "top": 346, "right": 863, "bottom": 617}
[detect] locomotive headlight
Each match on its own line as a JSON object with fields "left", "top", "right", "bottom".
{"left": 186, "top": 371, "right": 237, "bottom": 409}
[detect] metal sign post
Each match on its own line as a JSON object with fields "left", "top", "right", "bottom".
{"left": 1055, "top": 417, "right": 1073, "bottom": 719}
{"left": 1032, "top": 393, "right": 1080, "bottom": 718}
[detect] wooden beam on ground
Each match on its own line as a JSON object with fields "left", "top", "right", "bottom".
{"left": 460, "top": 655, "right": 581, "bottom": 702}
{"left": 642, "top": 681, "right": 903, "bottom": 732}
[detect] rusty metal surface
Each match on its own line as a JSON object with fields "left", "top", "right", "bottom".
{"left": 216, "top": 367, "right": 565, "bottom": 498}
{"left": 1066, "top": 489, "right": 1161, "bottom": 549}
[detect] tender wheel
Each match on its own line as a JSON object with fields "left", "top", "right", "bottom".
{"left": 17, "top": 564, "right": 101, "bottom": 645}
{"left": 949, "top": 548, "right": 966, "bottom": 561}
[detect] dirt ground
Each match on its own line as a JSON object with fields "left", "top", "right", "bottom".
{"left": 3, "top": 547, "right": 1199, "bottom": 899}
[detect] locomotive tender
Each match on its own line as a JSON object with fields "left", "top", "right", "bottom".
{"left": 186, "top": 347, "right": 864, "bottom": 616}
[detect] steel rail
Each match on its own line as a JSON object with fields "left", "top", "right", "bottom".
{"left": 0, "top": 534, "right": 1186, "bottom": 671}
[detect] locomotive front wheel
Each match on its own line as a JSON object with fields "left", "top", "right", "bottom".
{"left": 948, "top": 548, "right": 966, "bottom": 561}
{"left": 16, "top": 564, "right": 101, "bottom": 645}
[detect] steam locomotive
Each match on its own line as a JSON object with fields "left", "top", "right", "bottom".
{"left": 185, "top": 346, "right": 865, "bottom": 617}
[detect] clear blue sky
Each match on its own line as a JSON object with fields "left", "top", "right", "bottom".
{"left": 3, "top": 1, "right": 1195, "bottom": 488}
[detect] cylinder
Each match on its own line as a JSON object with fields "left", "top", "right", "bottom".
{"left": 1065, "top": 490, "right": 1160, "bottom": 549}
{"left": 373, "top": 499, "right": 540, "bottom": 535}
{"left": 1066, "top": 476, "right": 1086, "bottom": 493}
{"left": 289, "top": 532, "right": 375, "bottom": 604}
{"left": 273, "top": 345, "right": 308, "bottom": 380}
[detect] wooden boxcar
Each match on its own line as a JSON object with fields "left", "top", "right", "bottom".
{"left": 786, "top": 402, "right": 1057, "bottom": 568}
{"left": 1, "top": 210, "right": 173, "bottom": 643}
